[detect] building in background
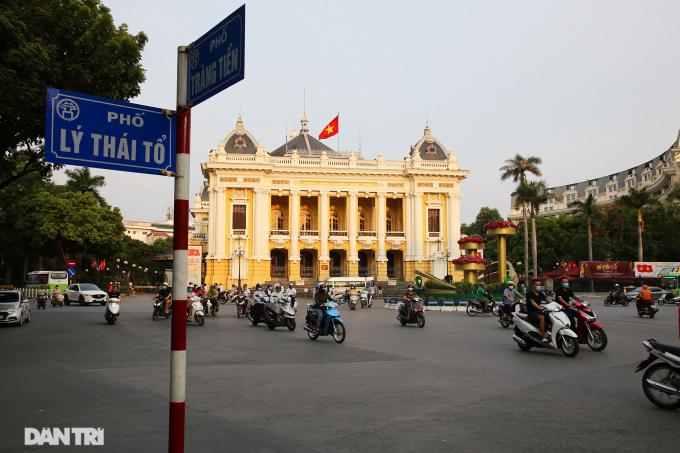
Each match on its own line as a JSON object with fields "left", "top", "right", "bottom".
{"left": 510, "top": 131, "right": 680, "bottom": 219}
{"left": 191, "top": 116, "right": 469, "bottom": 287}
{"left": 124, "top": 207, "right": 197, "bottom": 245}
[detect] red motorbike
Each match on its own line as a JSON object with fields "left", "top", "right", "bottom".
{"left": 570, "top": 301, "right": 608, "bottom": 351}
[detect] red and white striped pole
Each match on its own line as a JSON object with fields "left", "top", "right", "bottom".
{"left": 169, "top": 46, "right": 190, "bottom": 453}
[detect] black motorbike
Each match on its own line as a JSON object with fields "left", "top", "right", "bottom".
{"left": 604, "top": 291, "right": 629, "bottom": 307}
{"left": 466, "top": 292, "right": 500, "bottom": 317}
{"left": 636, "top": 339, "right": 680, "bottom": 410}
{"left": 498, "top": 299, "right": 525, "bottom": 328}
{"left": 247, "top": 293, "right": 268, "bottom": 326}
{"left": 152, "top": 295, "right": 171, "bottom": 321}
{"left": 637, "top": 297, "right": 659, "bottom": 318}
{"left": 235, "top": 294, "right": 248, "bottom": 318}
{"left": 36, "top": 293, "right": 48, "bottom": 310}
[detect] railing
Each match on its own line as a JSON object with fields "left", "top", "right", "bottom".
{"left": 232, "top": 229, "right": 246, "bottom": 237}
{"left": 192, "top": 232, "right": 207, "bottom": 241}
{"left": 329, "top": 230, "right": 348, "bottom": 237}
{"left": 301, "top": 266, "right": 315, "bottom": 278}
{"left": 358, "top": 231, "right": 377, "bottom": 237}
{"left": 270, "top": 266, "right": 287, "bottom": 278}
{"left": 270, "top": 230, "right": 289, "bottom": 236}
{"left": 330, "top": 266, "right": 342, "bottom": 277}
{"left": 428, "top": 231, "right": 441, "bottom": 238}
{"left": 386, "top": 231, "right": 405, "bottom": 237}
{"left": 300, "top": 230, "right": 319, "bottom": 236}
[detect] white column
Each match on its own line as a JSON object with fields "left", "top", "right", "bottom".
{"left": 404, "top": 194, "right": 412, "bottom": 260}
{"left": 216, "top": 187, "right": 227, "bottom": 258}
{"left": 348, "top": 191, "right": 358, "bottom": 261}
{"left": 413, "top": 191, "right": 424, "bottom": 261}
{"left": 208, "top": 188, "right": 216, "bottom": 256}
{"left": 289, "top": 190, "right": 300, "bottom": 261}
{"left": 319, "top": 191, "right": 330, "bottom": 261}
{"left": 253, "top": 188, "right": 270, "bottom": 259}
{"left": 447, "top": 192, "right": 461, "bottom": 260}
{"left": 377, "top": 192, "right": 387, "bottom": 261}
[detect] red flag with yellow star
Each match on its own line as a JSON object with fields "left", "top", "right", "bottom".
{"left": 318, "top": 115, "right": 339, "bottom": 140}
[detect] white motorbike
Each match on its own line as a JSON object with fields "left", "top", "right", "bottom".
{"left": 359, "top": 290, "right": 369, "bottom": 308}
{"left": 187, "top": 295, "right": 205, "bottom": 326}
{"left": 512, "top": 301, "right": 579, "bottom": 357}
{"left": 105, "top": 297, "right": 120, "bottom": 324}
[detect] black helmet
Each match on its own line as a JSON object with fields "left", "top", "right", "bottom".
{"left": 255, "top": 283, "right": 261, "bottom": 290}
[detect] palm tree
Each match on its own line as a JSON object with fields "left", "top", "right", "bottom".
{"left": 65, "top": 168, "right": 106, "bottom": 205}
{"left": 500, "top": 154, "right": 542, "bottom": 283}
{"left": 617, "top": 187, "right": 656, "bottom": 261}
{"left": 520, "top": 181, "right": 549, "bottom": 279}
{"left": 569, "top": 193, "right": 597, "bottom": 291}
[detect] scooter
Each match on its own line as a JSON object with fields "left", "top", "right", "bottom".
{"left": 105, "top": 297, "right": 120, "bottom": 324}
{"left": 36, "top": 293, "right": 48, "bottom": 310}
{"left": 360, "top": 290, "right": 368, "bottom": 308}
{"left": 304, "top": 301, "right": 346, "bottom": 343}
{"left": 512, "top": 301, "right": 579, "bottom": 357}
{"left": 658, "top": 292, "right": 680, "bottom": 306}
{"left": 466, "top": 291, "right": 500, "bottom": 317}
{"left": 187, "top": 295, "right": 205, "bottom": 326}
{"left": 235, "top": 294, "right": 248, "bottom": 318}
{"left": 396, "top": 297, "right": 425, "bottom": 328}
{"left": 247, "top": 293, "right": 267, "bottom": 326}
{"left": 152, "top": 295, "right": 171, "bottom": 320}
{"left": 264, "top": 295, "right": 296, "bottom": 331}
{"left": 604, "top": 291, "right": 629, "bottom": 307}
{"left": 51, "top": 292, "right": 64, "bottom": 307}
{"left": 348, "top": 293, "right": 358, "bottom": 310}
{"left": 569, "top": 300, "right": 607, "bottom": 351}
{"left": 636, "top": 298, "right": 659, "bottom": 318}
{"left": 498, "top": 300, "right": 525, "bottom": 328}
{"left": 636, "top": 339, "right": 680, "bottom": 410}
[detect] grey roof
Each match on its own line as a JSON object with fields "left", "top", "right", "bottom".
{"left": 224, "top": 132, "right": 258, "bottom": 154}
{"left": 270, "top": 132, "right": 335, "bottom": 156}
{"left": 409, "top": 126, "right": 449, "bottom": 161}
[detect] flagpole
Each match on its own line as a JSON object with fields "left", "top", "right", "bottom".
{"left": 337, "top": 111, "right": 340, "bottom": 154}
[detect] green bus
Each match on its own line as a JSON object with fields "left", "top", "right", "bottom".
{"left": 26, "top": 271, "right": 69, "bottom": 290}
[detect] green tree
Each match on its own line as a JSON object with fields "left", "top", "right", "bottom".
{"left": 667, "top": 182, "right": 680, "bottom": 203}
{"left": 568, "top": 193, "right": 597, "bottom": 262}
{"left": 617, "top": 187, "right": 657, "bottom": 261}
{"left": 65, "top": 167, "right": 107, "bottom": 205}
{"left": 500, "top": 154, "right": 542, "bottom": 283}
{"left": 514, "top": 181, "right": 549, "bottom": 278}
{"left": 0, "top": 0, "right": 147, "bottom": 192}
{"left": 462, "top": 207, "right": 502, "bottom": 262}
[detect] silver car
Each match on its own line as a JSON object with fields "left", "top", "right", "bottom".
{"left": 0, "top": 290, "right": 31, "bottom": 326}
{"left": 626, "top": 286, "right": 666, "bottom": 301}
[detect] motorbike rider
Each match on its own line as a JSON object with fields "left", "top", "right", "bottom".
{"left": 502, "top": 282, "right": 521, "bottom": 316}
{"left": 526, "top": 278, "right": 550, "bottom": 342}
{"left": 555, "top": 277, "right": 582, "bottom": 329}
{"left": 158, "top": 282, "right": 172, "bottom": 314}
{"left": 108, "top": 285, "right": 121, "bottom": 299}
{"left": 269, "top": 283, "right": 287, "bottom": 322}
{"left": 636, "top": 283, "right": 653, "bottom": 314}
{"left": 286, "top": 283, "right": 297, "bottom": 309}
{"left": 476, "top": 282, "right": 491, "bottom": 311}
{"left": 313, "top": 283, "right": 334, "bottom": 333}
{"left": 52, "top": 287, "right": 63, "bottom": 305}
{"left": 402, "top": 284, "right": 417, "bottom": 316}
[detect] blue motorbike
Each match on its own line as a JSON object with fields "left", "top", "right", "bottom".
{"left": 303, "top": 301, "right": 346, "bottom": 343}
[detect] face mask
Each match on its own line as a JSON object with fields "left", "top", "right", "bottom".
{"left": 508, "top": 286, "right": 514, "bottom": 290}
{"left": 562, "top": 282, "right": 569, "bottom": 288}
{"left": 534, "top": 286, "right": 543, "bottom": 292}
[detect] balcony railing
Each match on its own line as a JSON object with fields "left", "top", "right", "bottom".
{"left": 192, "top": 232, "right": 207, "bottom": 241}
{"left": 428, "top": 231, "right": 441, "bottom": 238}
{"left": 358, "top": 230, "right": 377, "bottom": 237}
{"left": 330, "top": 230, "right": 348, "bottom": 237}
{"left": 386, "top": 231, "right": 405, "bottom": 238}
{"left": 271, "top": 266, "right": 287, "bottom": 278}
{"left": 270, "top": 230, "right": 289, "bottom": 236}
{"left": 300, "top": 230, "right": 319, "bottom": 237}
{"left": 232, "top": 229, "right": 246, "bottom": 237}
{"left": 301, "top": 266, "right": 315, "bottom": 278}
{"left": 330, "top": 266, "right": 342, "bottom": 277}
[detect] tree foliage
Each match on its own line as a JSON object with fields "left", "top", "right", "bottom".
{"left": 0, "top": 0, "right": 147, "bottom": 191}
{"left": 65, "top": 167, "right": 107, "bottom": 205}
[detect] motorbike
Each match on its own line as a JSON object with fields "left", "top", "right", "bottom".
{"left": 637, "top": 298, "right": 659, "bottom": 318}
{"left": 187, "top": 295, "right": 205, "bottom": 326}
{"left": 235, "top": 294, "right": 248, "bottom": 318}
{"left": 635, "top": 339, "right": 680, "bottom": 410}
{"left": 264, "top": 294, "right": 296, "bottom": 331}
{"left": 498, "top": 299, "right": 525, "bottom": 328}
{"left": 396, "top": 297, "right": 425, "bottom": 328}
{"left": 247, "top": 293, "right": 268, "bottom": 326}
{"left": 604, "top": 291, "right": 629, "bottom": 307}
{"left": 206, "top": 297, "right": 219, "bottom": 316}
{"left": 359, "top": 290, "right": 369, "bottom": 308}
{"left": 348, "top": 293, "right": 358, "bottom": 310}
{"left": 658, "top": 291, "right": 680, "bottom": 306}
{"left": 569, "top": 300, "right": 607, "bottom": 351}
{"left": 152, "top": 295, "right": 171, "bottom": 320}
{"left": 303, "top": 301, "right": 346, "bottom": 343}
{"left": 36, "top": 293, "right": 48, "bottom": 310}
{"left": 289, "top": 293, "right": 297, "bottom": 311}
{"left": 105, "top": 297, "right": 120, "bottom": 324}
{"left": 218, "top": 291, "right": 229, "bottom": 305}
{"left": 466, "top": 292, "right": 500, "bottom": 317}
{"left": 51, "top": 292, "right": 64, "bottom": 307}
{"left": 512, "top": 301, "right": 579, "bottom": 357}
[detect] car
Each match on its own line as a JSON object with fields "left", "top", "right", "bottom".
{"left": 64, "top": 283, "right": 108, "bottom": 306}
{"left": 625, "top": 286, "right": 666, "bottom": 301}
{"left": 0, "top": 290, "right": 31, "bottom": 326}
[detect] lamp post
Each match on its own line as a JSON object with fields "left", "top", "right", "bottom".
{"left": 236, "top": 236, "right": 244, "bottom": 289}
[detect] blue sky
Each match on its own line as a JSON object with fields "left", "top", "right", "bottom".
{"left": 55, "top": 0, "right": 680, "bottom": 224}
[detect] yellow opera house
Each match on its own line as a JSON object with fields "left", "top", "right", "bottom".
{"left": 190, "top": 116, "right": 469, "bottom": 287}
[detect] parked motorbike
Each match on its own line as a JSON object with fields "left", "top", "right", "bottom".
{"left": 396, "top": 297, "right": 425, "bottom": 328}
{"left": 264, "top": 293, "right": 295, "bottom": 330}
{"left": 636, "top": 298, "right": 659, "bottom": 318}
{"left": 569, "top": 300, "right": 607, "bottom": 351}
{"left": 604, "top": 291, "right": 629, "bottom": 307}
{"left": 187, "top": 295, "right": 205, "bottom": 326}
{"left": 512, "top": 301, "right": 579, "bottom": 357}
{"left": 635, "top": 339, "right": 680, "bottom": 410}
{"left": 303, "top": 301, "right": 346, "bottom": 343}
{"left": 235, "top": 294, "right": 248, "bottom": 318}
{"left": 36, "top": 293, "right": 48, "bottom": 310}
{"left": 466, "top": 292, "right": 500, "bottom": 317}
{"left": 105, "top": 297, "right": 120, "bottom": 324}
{"left": 658, "top": 291, "right": 680, "bottom": 306}
{"left": 152, "top": 295, "right": 171, "bottom": 320}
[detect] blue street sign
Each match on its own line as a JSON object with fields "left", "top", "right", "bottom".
{"left": 66, "top": 268, "right": 77, "bottom": 277}
{"left": 187, "top": 4, "right": 245, "bottom": 107}
{"left": 45, "top": 88, "right": 176, "bottom": 176}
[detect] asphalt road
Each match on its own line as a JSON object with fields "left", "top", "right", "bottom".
{"left": 1, "top": 295, "right": 678, "bottom": 452}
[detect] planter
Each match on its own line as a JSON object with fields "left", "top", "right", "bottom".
{"left": 486, "top": 227, "right": 517, "bottom": 236}
{"left": 459, "top": 242, "right": 486, "bottom": 251}
{"left": 455, "top": 262, "right": 487, "bottom": 272}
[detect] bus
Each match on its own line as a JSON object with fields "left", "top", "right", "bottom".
{"left": 26, "top": 271, "right": 69, "bottom": 290}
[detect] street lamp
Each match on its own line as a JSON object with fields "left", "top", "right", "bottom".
{"left": 235, "top": 236, "right": 244, "bottom": 289}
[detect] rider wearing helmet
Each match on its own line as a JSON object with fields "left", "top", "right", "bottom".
{"left": 286, "top": 283, "right": 297, "bottom": 310}
{"left": 159, "top": 282, "right": 172, "bottom": 314}
{"left": 402, "top": 284, "right": 416, "bottom": 315}
{"left": 313, "top": 283, "right": 334, "bottom": 333}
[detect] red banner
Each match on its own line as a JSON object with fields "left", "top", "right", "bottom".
{"left": 579, "top": 261, "right": 634, "bottom": 279}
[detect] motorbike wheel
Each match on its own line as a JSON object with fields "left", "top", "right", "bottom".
{"left": 642, "top": 363, "right": 680, "bottom": 410}
{"left": 307, "top": 328, "right": 319, "bottom": 340}
{"left": 658, "top": 299, "right": 665, "bottom": 306}
{"left": 416, "top": 313, "right": 425, "bottom": 328}
{"left": 649, "top": 312, "right": 655, "bottom": 319}
{"left": 105, "top": 315, "right": 116, "bottom": 325}
{"left": 559, "top": 335, "right": 579, "bottom": 357}
{"left": 220, "top": 299, "right": 228, "bottom": 305}
{"left": 399, "top": 318, "right": 407, "bottom": 326}
{"left": 466, "top": 303, "right": 478, "bottom": 317}
{"left": 604, "top": 298, "right": 612, "bottom": 306}
{"left": 251, "top": 320, "right": 258, "bottom": 326}
{"left": 152, "top": 310, "right": 159, "bottom": 321}
{"left": 64, "top": 296, "right": 70, "bottom": 306}
{"left": 623, "top": 300, "right": 629, "bottom": 307}
{"left": 237, "top": 306, "right": 241, "bottom": 318}
{"left": 587, "top": 327, "right": 608, "bottom": 352}
{"left": 492, "top": 305, "right": 500, "bottom": 317}
{"left": 500, "top": 320, "right": 511, "bottom": 328}
{"left": 287, "top": 319, "right": 296, "bottom": 331}
{"left": 267, "top": 322, "right": 276, "bottom": 330}
{"left": 195, "top": 314, "right": 205, "bottom": 326}
{"left": 332, "top": 321, "right": 346, "bottom": 344}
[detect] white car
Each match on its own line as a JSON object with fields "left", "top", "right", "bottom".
{"left": 64, "top": 283, "right": 108, "bottom": 306}
{"left": 0, "top": 290, "right": 31, "bottom": 326}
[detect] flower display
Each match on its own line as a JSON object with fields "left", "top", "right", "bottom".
{"left": 457, "top": 235, "right": 487, "bottom": 245}
{"left": 452, "top": 256, "right": 489, "bottom": 265}
{"left": 484, "top": 220, "right": 517, "bottom": 230}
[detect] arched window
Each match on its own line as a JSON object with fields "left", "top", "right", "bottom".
{"left": 359, "top": 210, "right": 367, "bottom": 232}
{"left": 385, "top": 210, "right": 393, "bottom": 232}
{"left": 329, "top": 209, "right": 339, "bottom": 231}
{"left": 271, "top": 207, "right": 285, "bottom": 231}
{"left": 300, "top": 207, "right": 312, "bottom": 231}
